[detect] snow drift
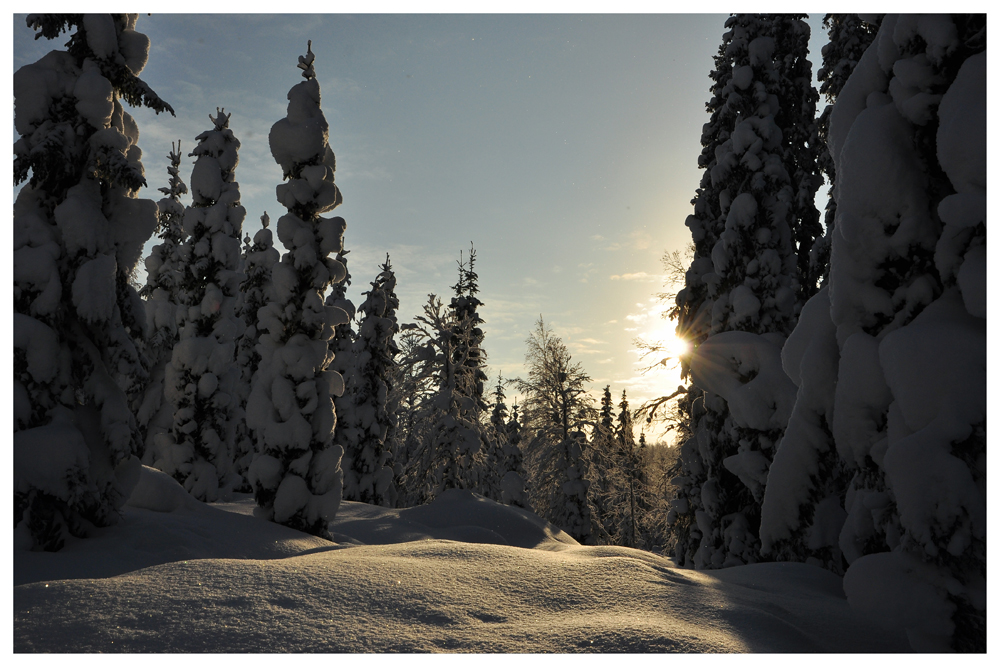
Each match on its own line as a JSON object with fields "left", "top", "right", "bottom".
{"left": 14, "top": 465, "right": 909, "bottom": 653}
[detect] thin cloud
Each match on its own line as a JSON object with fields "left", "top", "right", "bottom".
{"left": 609, "top": 272, "right": 661, "bottom": 282}
{"left": 630, "top": 229, "right": 652, "bottom": 250}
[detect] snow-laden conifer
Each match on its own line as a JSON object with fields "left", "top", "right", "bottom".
{"left": 449, "top": 245, "right": 488, "bottom": 409}
{"left": 13, "top": 14, "right": 173, "bottom": 550}
{"left": 232, "top": 212, "right": 280, "bottom": 490}
{"left": 586, "top": 385, "right": 619, "bottom": 544}
{"left": 140, "top": 141, "right": 188, "bottom": 363}
{"left": 667, "top": 14, "right": 821, "bottom": 569}
{"left": 247, "top": 42, "right": 349, "bottom": 536}
{"left": 450, "top": 246, "right": 496, "bottom": 493}
{"left": 667, "top": 14, "right": 759, "bottom": 567}
{"left": 339, "top": 256, "right": 401, "bottom": 507}
{"left": 820, "top": 15, "right": 984, "bottom": 651}
{"left": 152, "top": 109, "right": 246, "bottom": 501}
{"left": 400, "top": 295, "right": 484, "bottom": 499}
{"left": 397, "top": 247, "right": 492, "bottom": 502}
{"left": 137, "top": 141, "right": 188, "bottom": 462}
{"left": 612, "top": 390, "right": 644, "bottom": 548}
{"left": 808, "top": 14, "right": 881, "bottom": 284}
{"left": 475, "top": 376, "right": 508, "bottom": 503}
{"left": 500, "top": 403, "right": 530, "bottom": 509}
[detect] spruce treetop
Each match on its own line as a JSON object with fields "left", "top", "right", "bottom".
{"left": 298, "top": 40, "right": 317, "bottom": 80}
{"left": 157, "top": 140, "right": 188, "bottom": 202}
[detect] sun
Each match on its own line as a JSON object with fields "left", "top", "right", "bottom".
{"left": 665, "top": 330, "right": 690, "bottom": 360}
{"left": 645, "top": 319, "right": 690, "bottom": 368}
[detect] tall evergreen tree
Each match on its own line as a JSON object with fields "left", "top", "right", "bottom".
{"left": 609, "top": 391, "right": 653, "bottom": 550}
{"left": 137, "top": 141, "right": 188, "bottom": 462}
{"left": 823, "top": 15, "right": 983, "bottom": 651}
{"left": 13, "top": 14, "right": 173, "bottom": 550}
{"left": 339, "top": 256, "right": 401, "bottom": 507}
{"left": 397, "top": 246, "right": 491, "bottom": 502}
{"left": 615, "top": 390, "right": 640, "bottom": 548}
{"left": 246, "top": 42, "right": 349, "bottom": 537}
{"left": 140, "top": 140, "right": 188, "bottom": 364}
{"left": 476, "top": 375, "right": 508, "bottom": 503}
{"left": 401, "top": 295, "right": 485, "bottom": 500}
{"left": 232, "top": 212, "right": 280, "bottom": 490}
{"left": 449, "top": 244, "right": 488, "bottom": 410}
{"left": 587, "top": 385, "right": 619, "bottom": 544}
{"left": 753, "top": 18, "right": 881, "bottom": 569}
{"left": 667, "top": 14, "right": 821, "bottom": 569}
{"left": 500, "top": 402, "right": 530, "bottom": 509}
{"left": 703, "top": 14, "right": 818, "bottom": 336}
{"left": 152, "top": 109, "right": 246, "bottom": 502}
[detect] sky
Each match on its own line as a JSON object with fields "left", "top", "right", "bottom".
{"left": 11, "top": 9, "right": 833, "bottom": 443}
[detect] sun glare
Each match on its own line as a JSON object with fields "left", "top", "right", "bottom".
{"left": 644, "top": 319, "right": 689, "bottom": 370}
{"left": 665, "top": 331, "right": 690, "bottom": 360}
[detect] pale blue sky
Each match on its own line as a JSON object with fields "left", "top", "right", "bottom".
{"left": 12, "top": 12, "right": 831, "bottom": 440}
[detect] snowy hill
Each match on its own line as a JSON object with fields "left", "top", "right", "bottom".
{"left": 14, "top": 466, "right": 909, "bottom": 653}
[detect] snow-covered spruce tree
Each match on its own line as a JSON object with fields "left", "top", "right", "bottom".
{"left": 136, "top": 141, "right": 188, "bottom": 462}
{"left": 476, "top": 375, "right": 508, "bottom": 503}
{"left": 449, "top": 244, "right": 488, "bottom": 410}
{"left": 613, "top": 390, "right": 643, "bottom": 548}
{"left": 448, "top": 245, "right": 495, "bottom": 493}
{"left": 339, "top": 256, "right": 401, "bottom": 507}
{"left": 666, "top": 14, "right": 772, "bottom": 567}
{"left": 500, "top": 402, "right": 530, "bottom": 509}
{"left": 586, "top": 385, "right": 619, "bottom": 544}
{"left": 816, "top": 15, "right": 984, "bottom": 652}
{"left": 516, "top": 317, "right": 596, "bottom": 544}
{"left": 808, "top": 14, "right": 882, "bottom": 285}
{"left": 151, "top": 109, "right": 246, "bottom": 502}
{"left": 758, "top": 16, "right": 882, "bottom": 577}
{"left": 231, "top": 212, "right": 280, "bottom": 490}
{"left": 246, "top": 42, "right": 350, "bottom": 537}
{"left": 666, "top": 14, "right": 821, "bottom": 569}
{"left": 632, "top": 431, "right": 658, "bottom": 550}
{"left": 608, "top": 390, "right": 655, "bottom": 550}
{"left": 13, "top": 14, "right": 173, "bottom": 551}
{"left": 400, "top": 295, "right": 485, "bottom": 500}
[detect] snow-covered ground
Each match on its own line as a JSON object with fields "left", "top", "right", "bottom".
{"left": 14, "top": 465, "right": 910, "bottom": 653}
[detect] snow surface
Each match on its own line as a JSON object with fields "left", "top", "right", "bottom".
{"left": 13, "top": 465, "right": 910, "bottom": 653}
